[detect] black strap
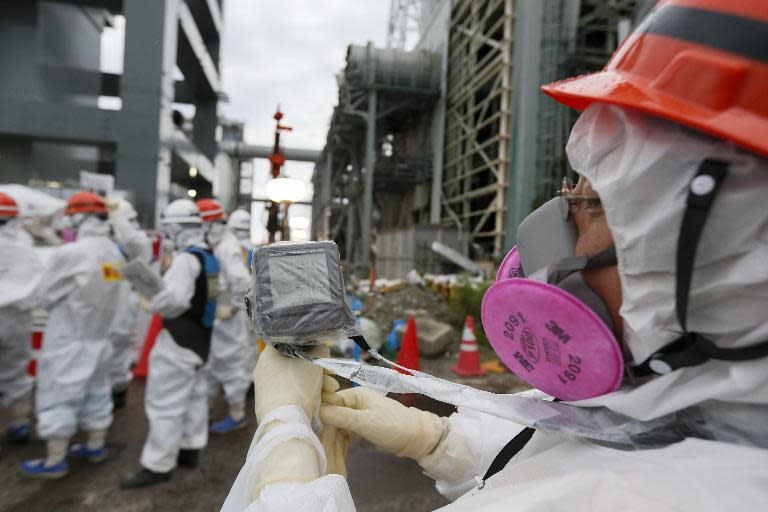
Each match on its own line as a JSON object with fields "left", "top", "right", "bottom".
{"left": 675, "top": 160, "right": 728, "bottom": 335}
{"left": 639, "top": 159, "right": 768, "bottom": 373}
{"left": 481, "top": 427, "right": 536, "bottom": 485}
{"left": 351, "top": 334, "right": 372, "bottom": 353}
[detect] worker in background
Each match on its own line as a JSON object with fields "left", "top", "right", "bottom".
{"left": 226, "top": 208, "right": 260, "bottom": 383}
{"left": 197, "top": 200, "right": 253, "bottom": 434}
{"left": 0, "top": 192, "right": 42, "bottom": 446}
{"left": 22, "top": 192, "right": 125, "bottom": 479}
{"left": 121, "top": 199, "right": 219, "bottom": 488}
{"left": 227, "top": 209, "right": 253, "bottom": 258}
{"left": 107, "top": 197, "right": 151, "bottom": 409}
{"left": 221, "top": 1, "right": 768, "bottom": 509}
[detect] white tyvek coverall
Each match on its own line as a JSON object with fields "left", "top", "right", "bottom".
{"left": 206, "top": 232, "right": 253, "bottom": 408}
{"left": 140, "top": 250, "right": 209, "bottom": 473}
{"left": 108, "top": 220, "right": 152, "bottom": 391}
{"left": 222, "top": 105, "right": 768, "bottom": 510}
{"left": 36, "top": 218, "right": 126, "bottom": 439}
{"left": 108, "top": 287, "right": 139, "bottom": 391}
{"left": 0, "top": 221, "right": 41, "bottom": 419}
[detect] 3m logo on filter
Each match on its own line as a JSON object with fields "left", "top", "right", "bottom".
{"left": 101, "top": 263, "right": 124, "bottom": 282}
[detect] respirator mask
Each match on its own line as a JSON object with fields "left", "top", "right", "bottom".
{"left": 245, "top": 240, "right": 360, "bottom": 352}
{"left": 204, "top": 221, "right": 227, "bottom": 247}
{"left": 482, "top": 194, "right": 624, "bottom": 401}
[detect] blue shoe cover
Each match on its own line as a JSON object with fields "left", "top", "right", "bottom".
{"left": 68, "top": 443, "right": 108, "bottom": 462}
{"left": 21, "top": 458, "right": 69, "bottom": 479}
{"left": 210, "top": 415, "right": 247, "bottom": 434}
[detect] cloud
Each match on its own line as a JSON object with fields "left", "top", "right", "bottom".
{"left": 220, "top": 0, "right": 388, "bottom": 149}
{"left": 220, "top": 0, "right": 388, "bottom": 240}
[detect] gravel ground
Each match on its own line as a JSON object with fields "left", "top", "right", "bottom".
{"left": 0, "top": 381, "right": 449, "bottom": 512}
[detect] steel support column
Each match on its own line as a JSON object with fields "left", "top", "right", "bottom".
{"left": 321, "top": 150, "right": 333, "bottom": 239}
{"left": 116, "top": 0, "right": 179, "bottom": 227}
{"left": 505, "top": 0, "right": 543, "bottom": 248}
{"left": 360, "top": 89, "right": 377, "bottom": 267}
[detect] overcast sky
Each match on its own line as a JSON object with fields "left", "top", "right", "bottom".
{"left": 103, "top": 1, "right": 388, "bottom": 241}
{"left": 223, "top": 0, "right": 388, "bottom": 241}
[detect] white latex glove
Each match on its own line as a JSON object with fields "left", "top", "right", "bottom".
{"left": 320, "top": 386, "right": 448, "bottom": 461}
{"left": 250, "top": 344, "right": 331, "bottom": 500}
{"left": 319, "top": 376, "right": 354, "bottom": 478}
{"left": 253, "top": 344, "right": 329, "bottom": 422}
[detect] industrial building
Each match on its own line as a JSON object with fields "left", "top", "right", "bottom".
{"left": 311, "top": 0, "right": 656, "bottom": 275}
{"left": 1, "top": 0, "right": 656, "bottom": 265}
{"left": 0, "top": 0, "right": 231, "bottom": 225}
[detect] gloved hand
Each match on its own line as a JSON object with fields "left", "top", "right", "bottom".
{"left": 253, "top": 343, "right": 329, "bottom": 423}
{"left": 320, "top": 386, "right": 447, "bottom": 461}
{"left": 215, "top": 303, "right": 236, "bottom": 320}
{"left": 319, "top": 375, "right": 354, "bottom": 477}
{"left": 249, "top": 344, "right": 330, "bottom": 500}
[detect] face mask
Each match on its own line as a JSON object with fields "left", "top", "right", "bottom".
{"left": 205, "top": 221, "right": 227, "bottom": 247}
{"left": 60, "top": 228, "right": 77, "bottom": 243}
{"left": 482, "top": 198, "right": 624, "bottom": 401}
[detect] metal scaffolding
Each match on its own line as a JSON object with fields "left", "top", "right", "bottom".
{"left": 311, "top": 43, "right": 440, "bottom": 268}
{"left": 504, "top": 0, "right": 653, "bottom": 249}
{"left": 442, "top": 0, "right": 514, "bottom": 258}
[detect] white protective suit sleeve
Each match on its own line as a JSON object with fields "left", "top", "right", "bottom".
{"left": 149, "top": 252, "right": 201, "bottom": 318}
{"left": 37, "top": 243, "right": 92, "bottom": 311}
{"left": 418, "top": 408, "right": 527, "bottom": 501}
{"left": 221, "top": 405, "right": 355, "bottom": 512}
{"left": 111, "top": 217, "right": 152, "bottom": 263}
{"left": 417, "top": 388, "right": 551, "bottom": 501}
{"left": 0, "top": 221, "right": 43, "bottom": 310}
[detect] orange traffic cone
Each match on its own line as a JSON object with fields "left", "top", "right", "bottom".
{"left": 133, "top": 314, "right": 163, "bottom": 378}
{"left": 395, "top": 316, "right": 420, "bottom": 374}
{"left": 27, "top": 331, "right": 43, "bottom": 377}
{"left": 451, "top": 316, "right": 486, "bottom": 377}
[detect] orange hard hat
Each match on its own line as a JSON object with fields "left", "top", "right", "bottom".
{"left": 541, "top": 0, "right": 768, "bottom": 158}
{"left": 196, "top": 198, "right": 225, "bottom": 222}
{"left": 65, "top": 192, "right": 108, "bottom": 216}
{"left": 0, "top": 192, "right": 19, "bottom": 219}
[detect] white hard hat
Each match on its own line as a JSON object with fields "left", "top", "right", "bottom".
{"left": 109, "top": 197, "right": 138, "bottom": 222}
{"left": 227, "top": 209, "right": 251, "bottom": 231}
{"left": 161, "top": 199, "right": 201, "bottom": 225}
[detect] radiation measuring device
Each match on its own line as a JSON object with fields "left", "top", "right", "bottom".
{"left": 246, "top": 240, "right": 360, "bottom": 349}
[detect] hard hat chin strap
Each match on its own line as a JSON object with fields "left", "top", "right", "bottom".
{"left": 637, "top": 159, "right": 768, "bottom": 375}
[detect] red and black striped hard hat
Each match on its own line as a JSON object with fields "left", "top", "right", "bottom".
{"left": 542, "top": 0, "right": 768, "bottom": 158}
{"left": 65, "top": 192, "right": 108, "bottom": 216}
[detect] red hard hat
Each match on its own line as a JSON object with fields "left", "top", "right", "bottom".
{"left": 65, "top": 192, "right": 108, "bottom": 216}
{"left": 0, "top": 192, "right": 19, "bottom": 219}
{"left": 196, "top": 198, "right": 225, "bottom": 222}
{"left": 541, "top": 0, "right": 768, "bottom": 158}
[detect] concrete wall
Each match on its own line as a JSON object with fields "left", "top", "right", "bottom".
{"left": 0, "top": 3, "right": 107, "bottom": 189}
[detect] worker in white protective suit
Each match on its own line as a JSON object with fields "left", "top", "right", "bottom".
{"left": 21, "top": 192, "right": 126, "bottom": 479}
{"left": 197, "top": 200, "right": 254, "bottom": 434}
{"left": 227, "top": 209, "right": 253, "bottom": 256}
{"left": 221, "top": 1, "right": 768, "bottom": 509}
{"left": 227, "top": 209, "right": 260, "bottom": 374}
{"left": 122, "top": 199, "right": 220, "bottom": 488}
{"left": 107, "top": 197, "right": 152, "bottom": 409}
{"left": 0, "top": 192, "right": 42, "bottom": 445}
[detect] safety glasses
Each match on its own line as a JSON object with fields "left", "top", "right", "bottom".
{"left": 559, "top": 177, "right": 602, "bottom": 220}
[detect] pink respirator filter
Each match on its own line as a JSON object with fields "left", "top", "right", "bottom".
{"left": 482, "top": 279, "right": 624, "bottom": 401}
{"left": 496, "top": 245, "right": 521, "bottom": 281}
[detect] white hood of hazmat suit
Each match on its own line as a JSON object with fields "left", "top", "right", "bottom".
{"left": 0, "top": 219, "right": 42, "bottom": 311}
{"left": 221, "top": 105, "right": 768, "bottom": 512}
{"left": 35, "top": 215, "right": 126, "bottom": 439}
{"left": 569, "top": 105, "right": 768, "bottom": 420}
